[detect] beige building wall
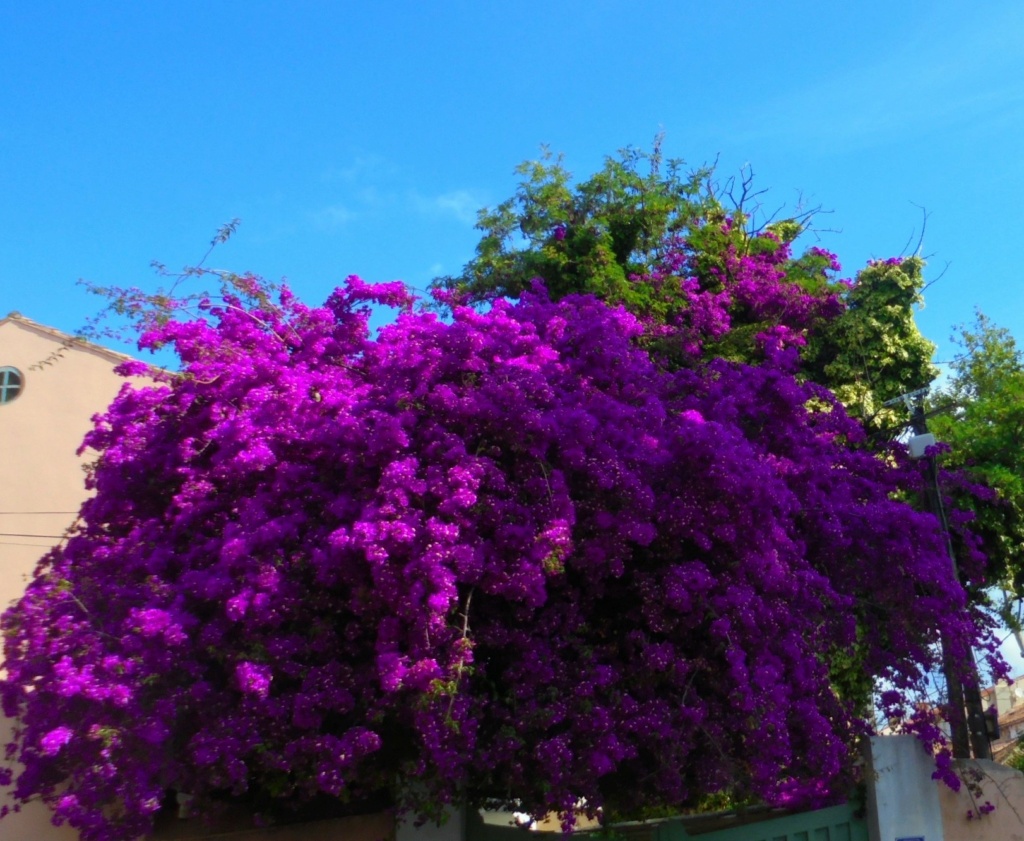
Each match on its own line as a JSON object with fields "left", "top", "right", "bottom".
{"left": 0, "top": 313, "right": 145, "bottom": 840}
{"left": 938, "top": 759, "right": 1024, "bottom": 841}
{"left": 0, "top": 314, "right": 140, "bottom": 608}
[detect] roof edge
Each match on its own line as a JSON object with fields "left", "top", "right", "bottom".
{"left": 0, "top": 312, "right": 137, "bottom": 366}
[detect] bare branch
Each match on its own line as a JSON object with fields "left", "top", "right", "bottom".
{"left": 909, "top": 203, "right": 930, "bottom": 257}
{"left": 922, "top": 260, "right": 952, "bottom": 294}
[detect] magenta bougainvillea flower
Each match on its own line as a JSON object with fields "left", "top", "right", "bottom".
{"left": 0, "top": 266, "right": 999, "bottom": 841}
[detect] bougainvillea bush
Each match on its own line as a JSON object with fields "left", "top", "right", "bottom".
{"left": 0, "top": 263, "right": 999, "bottom": 840}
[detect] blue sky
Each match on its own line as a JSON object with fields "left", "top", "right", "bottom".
{"left": 4, "top": 1, "right": 1024, "bottom": 367}
{"left": 4, "top": 2, "right": 1024, "bottom": 667}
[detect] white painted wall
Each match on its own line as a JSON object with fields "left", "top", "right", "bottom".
{"left": 866, "top": 735, "right": 944, "bottom": 841}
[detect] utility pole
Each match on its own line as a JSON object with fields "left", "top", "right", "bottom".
{"left": 899, "top": 392, "right": 992, "bottom": 760}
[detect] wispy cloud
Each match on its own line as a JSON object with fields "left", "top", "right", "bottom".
{"left": 321, "top": 155, "right": 396, "bottom": 183}
{"left": 310, "top": 204, "right": 357, "bottom": 229}
{"left": 315, "top": 154, "right": 485, "bottom": 231}
{"left": 411, "top": 189, "right": 483, "bottom": 225}
{"left": 698, "top": 8, "right": 1024, "bottom": 154}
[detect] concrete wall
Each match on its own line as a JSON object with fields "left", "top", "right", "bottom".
{"left": 151, "top": 809, "right": 394, "bottom": 841}
{"left": 867, "top": 736, "right": 1024, "bottom": 841}
{"left": 867, "top": 735, "right": 945, "bottom": 841}
{"left": 396, "top": 807, "right": 464, "bottom": 841}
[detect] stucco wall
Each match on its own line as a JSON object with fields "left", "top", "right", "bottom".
{"left": 938, "top": 759, "right": 1024, "bottom": 841}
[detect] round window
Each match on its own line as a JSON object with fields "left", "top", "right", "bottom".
{"left": 0, "top": 367, "right": 23, "bottom": 404}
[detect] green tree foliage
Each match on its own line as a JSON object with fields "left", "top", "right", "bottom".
{"left": 1006, "top": 738, "right": 1024, "bottom": 773}
{"left": 802, "top": 257, "right": 938, "bottom": 435}
{"left": 930, "top": 312, "right": 1024, "bottom": 595}
{"left": 431, "top": 146, "right": 938, "bottom": 434}
{"left": 433, "top": 142, "right": 717, "bottom": 309}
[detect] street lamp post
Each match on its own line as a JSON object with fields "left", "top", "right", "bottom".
{"left": 905, "top": 398, "right": 992, "bottom": 761}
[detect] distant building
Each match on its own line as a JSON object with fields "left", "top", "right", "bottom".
{"left": 982, "top": 673, "right": 1024, "bottom": 762}
{"left": 0, "top": 312, "right": 145, "bottom": 840}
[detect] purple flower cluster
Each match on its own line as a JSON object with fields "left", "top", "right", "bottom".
{"left": 635, "top": 231, "right": 843, "bottom": 364}
{"left": 966, "top": 800, "right": 996, "bottom": 819}
{"left": 0, "top": 272, "right": 996, "bottom": 840}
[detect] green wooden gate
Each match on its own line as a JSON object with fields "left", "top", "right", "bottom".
{"left": 469, "top": 803, "right": 868, "bottom": 841}
{"left": 652, "top": 803, "right": 867, "bottom": 841}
